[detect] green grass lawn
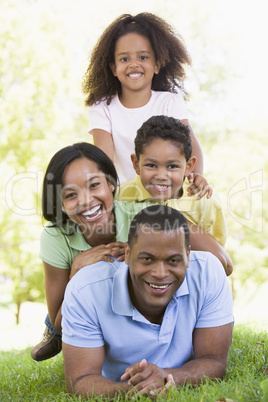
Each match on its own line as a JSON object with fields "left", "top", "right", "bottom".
{"left": 0, "top": 324, "right": 267, "bottom": 401}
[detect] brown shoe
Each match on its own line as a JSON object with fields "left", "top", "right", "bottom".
{"left": 31, "top": 327, "right": 62, "bottom": 361}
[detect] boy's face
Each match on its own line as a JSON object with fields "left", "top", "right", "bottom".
{"left": 131, "top": 138, "right": 195, "bottom": 201}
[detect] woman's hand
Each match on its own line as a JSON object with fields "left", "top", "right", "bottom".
{"left": 187, "top": 173, "right": 213, "bottom": 199}
{"left": 70, "top": 242, "right": 126, "bottom": 279}
{"left": 105, "top": 241, "right": 126, "bottom": 262}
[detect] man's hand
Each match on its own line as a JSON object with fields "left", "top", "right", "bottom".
{"left": 149, "top": 374, "right": 175, "bottom": 400}
{"left": 121, "top": 359, "right": 173, "bottom": 397}
{"left": 187, "top": 173, "right": 213, "bottom": 199}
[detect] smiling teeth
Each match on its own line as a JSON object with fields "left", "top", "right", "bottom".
{"left": 154, "top": 184, "right": 169, "bottom": 189}
{"left": 150, "top": 283, "right": 169, "bottom": 289}
{"left": 129, "top": 73, "right": 141, "bottom": 77}
{"left": 82, "top": 205, "right": 101, "bottom": 216}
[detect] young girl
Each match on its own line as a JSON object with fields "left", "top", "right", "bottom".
{"left": 31, "top": 143, "right": 228, "bottom": 362}
{"left": 82, "top": 12, "right": 209, "bottom": 195}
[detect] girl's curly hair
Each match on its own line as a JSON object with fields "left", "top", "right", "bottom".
{"left": 82, "top": 13, "right": 191, "bottom": 106}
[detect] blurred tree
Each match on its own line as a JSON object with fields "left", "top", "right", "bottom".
{"left": 0, "top": 0, "right": 89, "bottom": 323}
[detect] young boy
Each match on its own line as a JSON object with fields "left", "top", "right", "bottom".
{"left": 117, "top": 115, "right": 227, "bottom": 248}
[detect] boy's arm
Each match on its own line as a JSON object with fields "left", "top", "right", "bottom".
{"left": 182, "top": 119, "right": 203, "bottom": 174}
{"left": 63, "top": 343, "right": 130, "bottom": 398}
{"left": 187, "top": 221, "right": 233, "bottom": 276}
{"left": 92, "top": 129, "right": 115, "bottom": 162}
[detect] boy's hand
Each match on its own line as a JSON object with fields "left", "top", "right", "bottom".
{"left": 187, "top": 173, "right": 213, "bottom": 199}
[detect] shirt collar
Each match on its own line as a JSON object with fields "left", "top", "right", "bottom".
{"left": 133, "top": 175, "right": 156, "bottom": 202}
{"left": 66, "top": 226, "right": 90, "bottom": 252}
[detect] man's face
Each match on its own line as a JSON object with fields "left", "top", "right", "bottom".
{"left": 125, "top": 225, "right": 190, "bottom": 324}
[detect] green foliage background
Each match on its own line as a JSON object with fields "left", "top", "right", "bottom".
{"left": 1, "top": 0, "right": 267, "bottom": 323}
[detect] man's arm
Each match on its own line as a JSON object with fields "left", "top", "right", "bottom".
{"left": 63, "top": 343, "right": 130, "bottom": 398}
{"left": 170, "top": 323, "right": 233, "bottom": 384}
{"left": 121, "top": 323, "right": 233, "bottom": 396}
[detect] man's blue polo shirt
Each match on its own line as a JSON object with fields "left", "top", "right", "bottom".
{"left": 62, "top": 251, "right": 233, "bottom": 382}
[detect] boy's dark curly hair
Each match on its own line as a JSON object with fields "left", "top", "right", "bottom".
{"left": 82, "top": 13, "right": 191, "bottom": 106}
{"left": 134, "top": 115, "right": 192, "bottom": 161}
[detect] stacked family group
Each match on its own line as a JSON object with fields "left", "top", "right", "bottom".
{"left": 30, "top": 13, "right": 234, "bottom": 399}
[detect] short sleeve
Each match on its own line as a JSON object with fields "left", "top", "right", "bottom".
{"left": 195, "top": 253, "right": 233, "bottom": 328}
{"left": 39, "top": 227, "right": 72, "bottom": 269}
{"left": 62, "top": 276, "right": 104, "bottom": 348}
{"left": 166, "top": 91, "right": 189, "bottom": 120}
{"left": 88, "top": 102, "right": 112, "bottom": 134}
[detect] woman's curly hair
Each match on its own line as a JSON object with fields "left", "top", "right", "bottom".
{"left": 82, "top": 13, "right": 191, "bottom": 106}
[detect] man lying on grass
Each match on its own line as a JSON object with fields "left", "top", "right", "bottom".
{"left": 62, "top": 205, "right": 233, "bottom": 399}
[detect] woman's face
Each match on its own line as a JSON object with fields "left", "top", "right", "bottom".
{"left": 61, "top": 157, "right": 115, "bottom": 236}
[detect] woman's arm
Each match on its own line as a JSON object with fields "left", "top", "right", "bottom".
{"left": 92, "top": 129, "right": 115, "bottom": 161}
{"left": 44, "top": 262, "right": 70, "bottom": 333}
{"left": 44, "top": 243, "right": 126, "bottom": 332}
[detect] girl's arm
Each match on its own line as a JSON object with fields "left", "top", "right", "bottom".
{"left": 92, "top": 129, "right": 115, "bottom": 161}
{"left": 182, "top": 119, "right": 214, "bottom": 199}
{"left": 181, "top": 119, "right": 203, "bottom": 174}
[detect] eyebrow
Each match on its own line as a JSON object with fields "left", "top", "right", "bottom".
{"left": 143, "top": 158, "right": 182, "bottom": 164}
{"left": 138, "top": 252, "right": 183, "bottom": 259}
{"left": 117, "top": 50, "right": 151, "bottom": 56}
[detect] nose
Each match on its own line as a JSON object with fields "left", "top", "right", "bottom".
{"left": 155, "top": 167, "right": 168, "bottom": 180}
{"left": 79, "top": 189, "right": 92, "bottom": 205}
{"left": 129, "top": 58, "right": 139, "bottom": 68}
{"left": 151, "top": 261, "right": 169, "bottom": 279}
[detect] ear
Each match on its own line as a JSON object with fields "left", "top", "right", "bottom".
{"left": 154, "top": 61, "right": 160, "bottom": 75}
{"left": 62, "top": 205, "right": 66, "bottom": 213}
{"left": 125, "top": 243, "right": 130, "bottom": 265}
{"left": 109, "top": 62, "right": 117, "bottom": 77}
{"left": 131, "top": 154, "right": 141, "bottom": 175}
{"left": 109, "top": 183, "right": 115, "bottom": 192}
{"left": 186, "top": 245, "right": 191, "bottom": 267}
{"left": 184, "top": 156, "right": 196, "bottom": 178}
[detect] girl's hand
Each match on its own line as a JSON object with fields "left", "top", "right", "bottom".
{"left": 187, "top": 173, "right": 213, "bottom": 199}
{"left": 70, "top": 243, "right": 125, "bottom": 279}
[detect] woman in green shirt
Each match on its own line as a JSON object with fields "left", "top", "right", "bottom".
{"left": 31, "top": 142, "right": 151, "bottom": 361}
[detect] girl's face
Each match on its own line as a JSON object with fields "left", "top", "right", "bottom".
{"left": 110, "top": 32, "right": 160, "bottom": 99}
{"left": 61, "top": 157, "right": 115, "bottom": 236}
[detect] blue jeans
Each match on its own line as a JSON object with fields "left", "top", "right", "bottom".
{"left": 44, "top": 314, "right": 61, "bottom": 336}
